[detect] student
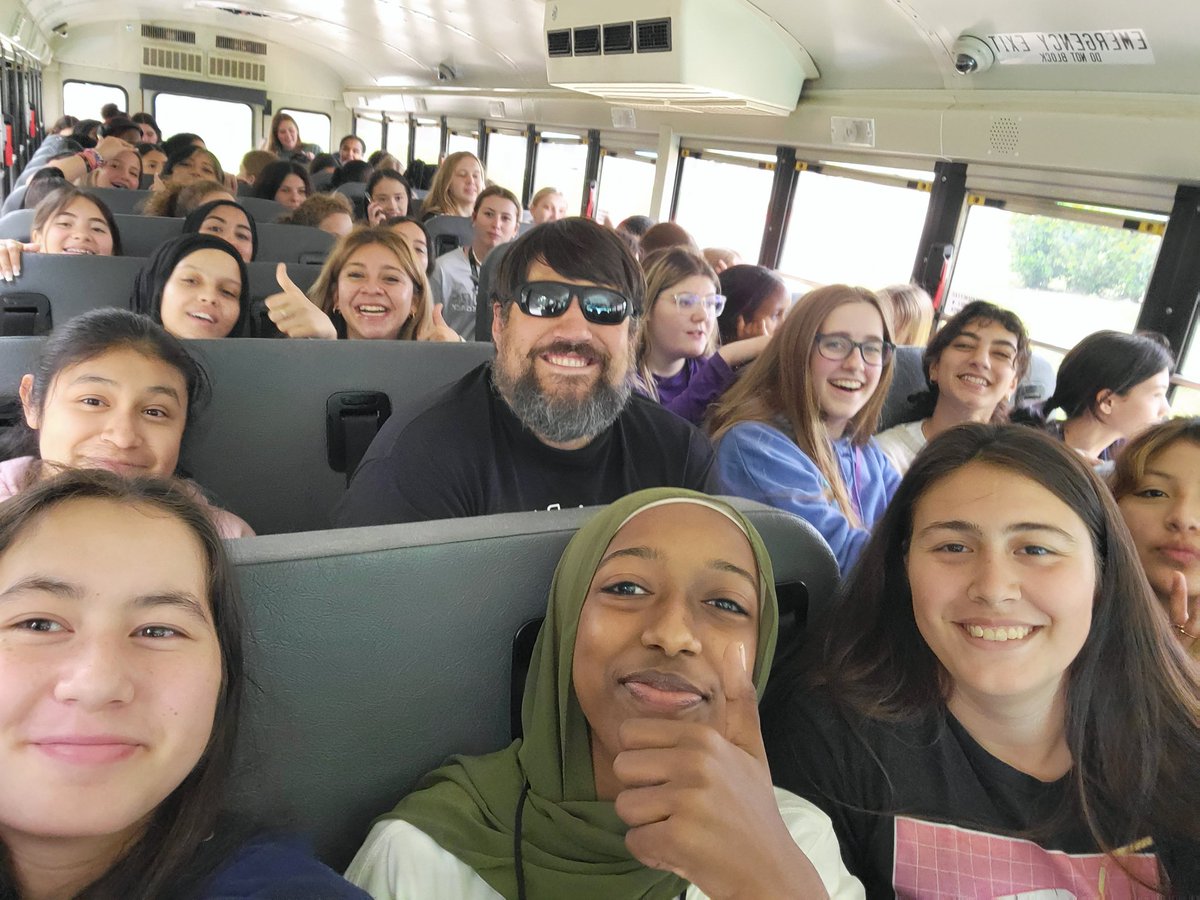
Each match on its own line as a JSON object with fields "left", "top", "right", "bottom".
{"left": 384, "top": 215, "right": 434, "bottom": 276}
{"left": 875, "top": 300, "right": 1030, "bottom": 475}
{"left": 263, "top": 226, "right": 458, "bottom": 342}
{"left": 0, "top": 468, "right": 372, "bottom": 897}
{"left": 159, "top": 146, "right": 224, "bottom": 187}
{"left": 49, "top": 114, "right": 78, "bottom": 136}
{"left": 716, "top": 264, "right": 791, "bottom": 345}
{"left": 0, "top": 309, "right": 252, "bottom": 538}
{"left": 430, "top": 185, "right": 521, "bottom": 338}
{"left": 132, "top": 234, "right": 250, "bottom": 340}
{"left": 877, "top": 283, "right": 934, "bottom": 346}
{"left": 702, "top": 246, "right": 740, "bottom": 274}
{"left": 331, "top": 160, "right": 374, "bottom": 190}
{"left": 254, "top": 160, "right": 311, "bottom": 211}
{"left": 1015, "top": 329, "right": 1173, "bottom": 472}
{"left": 131, "top": 110, "right": 162, "bottom": 144}
{"left": 81, "top": 147, "right": 142, "bottom": 190}
{"left": 238, "top": 149, "right": 277, "bottom": 188}
{"left": 762, "top": 424, "right": 1200, "bottom": 895}
{"left": 366, "top": 169, "right": 413, "bottom": 223}
{"left": 636, "top": 248, "right": 771, "bottom": 426}
{"left": 338, "top": 133, "right": 367, "bottom": 164}
{"left": 639, "top": 222, "right": 699, "bottom": 260}
{"left": 420, "top": 151, "right": 484, "bottom": 219}
{"left": 1112, "top": 416, "right": 1200, "bottom": 660}
{"left": 99, "top": 116, "right": 143, "bottom": 145}
{"left": 144, "top": 179, "right": 235, "bottom": 219}
{"left": 527, "top": 186, "right": 567, "bottom": 223}
{"left": 183, "top": 199, "right": 259, "bottom": 264}
{"left": 161, "top": 132, "right": 205, "bottom": 160}
{"left": 709, "top": 285, "right": 899, "bottom": 574}
{"left": 137, "top": 141, "right": 168, "bottom": 178}
{"left": 309, "top": 152, "right": 339, "bottom": 182}
{"left": 0, "top": 187, "right": 121, "bottom": 282}
{"left": 335, "top": 218, "right": 715, "bottom": 526}
{"left": 267, "top": 111, "right": 319, "bottom": 160}
{"left": 278, "top": 192, "right": 355, "bottom": 237}
{"left": 347, "top": 488, "right": 864, "bottom": 899}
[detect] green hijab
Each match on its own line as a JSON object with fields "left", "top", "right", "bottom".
{"left": 382, "top": 487, "right": 780, "bottom": 899}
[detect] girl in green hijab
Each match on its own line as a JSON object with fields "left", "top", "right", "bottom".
{"left": 346, "top": 488, "right": 863, "bottom": 899}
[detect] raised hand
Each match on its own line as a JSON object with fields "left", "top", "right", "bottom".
{"left": 367, "top": 199, "right": 387, "bottom": 226}
{"left": 613, "top": 643, "right": 830, "bottom": 900}
{"left": 264, "top": 262, "right": 337, "bottom": 340}
{"left": 1167, "top": 570, "right": 1199, "bottom": 654}
{"left": 419, "top": 303, "right": 464, "bottom": 342}
{"left": 0, "top": 239, "right": 39, "bottom": 282}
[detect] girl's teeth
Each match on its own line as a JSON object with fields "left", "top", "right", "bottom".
{"left": 964, "top": 624, "right": 1034, "bottom": 641}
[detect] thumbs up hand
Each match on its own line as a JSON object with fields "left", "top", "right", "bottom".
{"left": 419, "top": 302, "right": 465, "bottom": 343}
{"left": 612, "top": 643, "right": 831, "bottom": 899}
{"left": 264, "top": 262, "right": 337, "bottom": 340}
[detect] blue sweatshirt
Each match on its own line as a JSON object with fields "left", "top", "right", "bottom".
{"left": 715, "top": 421, "right": 900, "bottom": 574}
{"left": 201, "top": 838, "right": 370, "bottom": 898}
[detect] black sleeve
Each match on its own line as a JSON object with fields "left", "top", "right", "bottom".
{"left": 333, "top": 431, "right": 471, "bottom": 527}
{"left": 683, "top": 427, "right": 718, "bottom": 493}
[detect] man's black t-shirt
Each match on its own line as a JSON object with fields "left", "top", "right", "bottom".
{"left": 334, "top": 362, "right": 717, "bottom": 526}
{"left": 762, "top": 687, "right": 1200, "bottom": 898}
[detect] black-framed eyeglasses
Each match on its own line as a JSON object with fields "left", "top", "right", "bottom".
{"left": 513, "top": 281, "right": 634, "bottom": 326}
{"left": 814, "top": 332, "right": 893, "bottom": 366}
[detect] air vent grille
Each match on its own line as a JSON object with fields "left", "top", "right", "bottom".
{"left": 573, "top": 26, "right": 600, "bottom": 56}
{"left": 216, "top": 35, "right": 267, "bottom": 55}
{"left": 547, "top": 29, "right": 571, "bottom": 57}
{"left": 603, "top": 22, "right": 633, "bottom": 54}
{"left": 637, "top": 18, "right": 671, "bottom": 52}
{"left": 142, "top": 45, "right": 203, "bottom": 74}
{"left": 209, "top": 54, "right": 266, "bottom": 82}
{"left": 141, "top": 25, "right": 196, "bottom": 44}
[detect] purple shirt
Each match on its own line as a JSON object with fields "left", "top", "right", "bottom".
{"left": 652, "top": 354, "right": 736, "bottom": 425}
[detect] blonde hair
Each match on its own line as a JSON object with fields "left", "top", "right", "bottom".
{"left": 239, "top": 150, "right": 277, "bottom": 181}
{"left": 422, "top": 151, "right": 484, "bottom": 218}
{"left": 878, "top": 283, "right": 934, "bottom": 346}
{"left": 637, "top": 248, "right": 719, "bottom": 402}
{"left": 278, "top": 192, "right": 353, "bottom": 228}
{"left": 308, "top": 226, "right": 432, "bottom": 340}
{"left": 529, "top": 186, "right": 563, "bottom": 207}
{"left": 708, "top": 284, "right": 895, "bottom": 527}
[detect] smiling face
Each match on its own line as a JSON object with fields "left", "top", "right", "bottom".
{"left": 276, "top": 119, "right": 299, "bottom": 151}
{"left": 33, "top": 197, "right": 114, "bottom": 258}
{"left": 157, "top": 249, "right": 243, "bottom": 340}
{"left": 274, "top": 174, "right": 308, "bottom": 210}
{"left": 810, "top": 301, "right": 887, "bottom": 439}
{"left": 339, "top": 137, "right": 364, "bottom": 163}
{"left": 140, "top": 149, "right": 167, "bottom": 177}
{"left": 648, "top": 273, "right": 720, "bottom": 366}
{"left": 138, "top": 122, "right": 159, "bottom": 144}
{"left": 94, "top": 151, "right": 141, "bottom": 190}
{"left": 333, "top": 243, "right": 414, "bottom": 340}
{"left": 471, "top": 195, "right": 519, "bottom": 254}
{"left": 572, "top": 503, "right": 759, "bottom": 799}
{"left": 169, "top": 152, "right": 217, "bottom": 186}
{"left": 929, "top": 318, "right": 1021, "bottom": 418}
{"left": 1100, "top": 370, "right": 1171, "bottom": 440}
{"left": 1118, "top": 439, "right": 1200, "bottom": 602}
{"left": 20, "top": 348, "right": 187, "bottom": 478}
{"left": 370, "top": 177, "right": 408, "bottom": 218}
{"left": 449, "top": 158, "right": 484, "bottom": 210}
{"left": 907, "top": 461, "right": 1096, "bottom": 712}
{"left": 0, "top": 497, "right": 220, "bottom": 846}
{"left": 196, "top": 206, "right": 254, "bottom": 264}
{"left": 530, "top": 192, "right": 567, "bottom": 224}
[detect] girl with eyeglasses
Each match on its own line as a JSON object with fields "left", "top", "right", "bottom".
{"left": 709, "top": 285, "right": 898, "bottom": 574}
{"left": 636, "top": 248, "right": 773, "bottom": 426}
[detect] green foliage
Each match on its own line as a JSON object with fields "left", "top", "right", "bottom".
{"left": 1008, "top": 215, "right": 1158, "bottom": 301}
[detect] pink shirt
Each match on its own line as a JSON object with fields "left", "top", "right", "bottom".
{"left": 0, "top": 457, "right": 255, "bottom": 539}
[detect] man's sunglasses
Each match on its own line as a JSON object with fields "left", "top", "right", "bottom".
{"left": 513, "top": 281, "right": 635, "bottom": 325}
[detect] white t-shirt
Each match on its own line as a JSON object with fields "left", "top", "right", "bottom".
{"left": 345, "top": 787, "right": 864, "bottom": 899}
{"left": 874, "top": 419, "right": 927, "bottom": 476}
{"left": 431, "top": 247, "right": 477, "bottom": 340}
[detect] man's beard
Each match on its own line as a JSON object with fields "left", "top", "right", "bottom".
{"left": 493, "top": 339, "right": 632, "bottom": 445}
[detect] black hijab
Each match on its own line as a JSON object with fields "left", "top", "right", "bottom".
{"left": 182, "top": 199, "right": 259, "bottom": 262}
{"left": 131, "top": 233, "right": 251, "bottom": 338}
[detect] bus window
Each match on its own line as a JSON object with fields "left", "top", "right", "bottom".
{"left": 385, "top": 116, "right": 409, "bottom": 165}
{"left": 447, "top": 123, "right": 479, "bottom": 157}
{"left": 946, "top": 201, "right": 1164, "bottom": 354}
{"left": 279, "top": 107, "right": 330, "bottom": 152}
{"left": 597, "top": 150, "right": 656, "bottom": 226}
{"left": 412, "top": 117, "right": 441, "bottom": 164}
{"left": 354, "top": 115, "right": 383, "bottom": 156}
{"left": 486, "top": 129, "right": 527, "bottom": 200}
{"left": 63, "top": 81, "right": 128, "bottom": 120}
{"left": 1172, "top": 328, "right": 1200, "bottom": 415}
{"left": 533, "top": 131, "right": 587, "bottom": 216}
{"left": 673, "top": 149, "right": 774, "bottom": 264}
{"left": 153, "top": 93, "right": 252, "bottom": 177}
{"left": 778, "top": 163, "right": 932, "bottom": 291}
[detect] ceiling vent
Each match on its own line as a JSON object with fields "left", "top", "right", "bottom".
{"left": 216, "top": 35, "right": 267, "bottom": 55}
{"left": 544, "top": 0, "right": 817, "bottom": 116}
{"left": 142, "top": 45, "right": 203, "bottom": 76}
{"left": 209, "top": 54, "right": 266, "bottom": 83}
{"left": 141, "top": 25, "right": 196, "bottom": 44}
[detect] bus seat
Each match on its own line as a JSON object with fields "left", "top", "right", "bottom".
{"left": 334, "top": 182, "right": 367, "bottom": 200}
{"left": 880, "top": 345, "right": 927, "bottom": 430}
{"left": 88, "top": 187, "right": 153, "bottom": 215}
{"left": 0, "top": 184, "right": 28, "bottom": 217}
{"left": 116, "top": 215, "right": 184, "bottom": 256}
{"left": 1017, "top": 352, "right": 1055, "bottom": 405}
{"left": 425, "top": 214, "right": 473, "bottom": 258}
{"left": 225, "top": 497, "right": 834, "bottom": 870}
{"left": 473, "top": 242, "right": 511, "bottom": 342}
{"left": 0, "top": 255, "right": 142, "bottom": 334}
{"left": 0, "top": 209, "right": 33, "bottom": 240}
{"left": 310, "top": 171, "right": 335, "bottom": 193}
{"left": 236, "top": 181, "right": 255, "bottom": 197}
{"left": 244, "top": 262, "right": 320, "bottom": 337}
{"left": 238, "top": 196, "right": 288, "bottom": 223}
{"left": 178, "top": 339, "right": 495, "bottom": 533}
{"left": 255, "top": 222, "right": 335, "bottom": 265}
